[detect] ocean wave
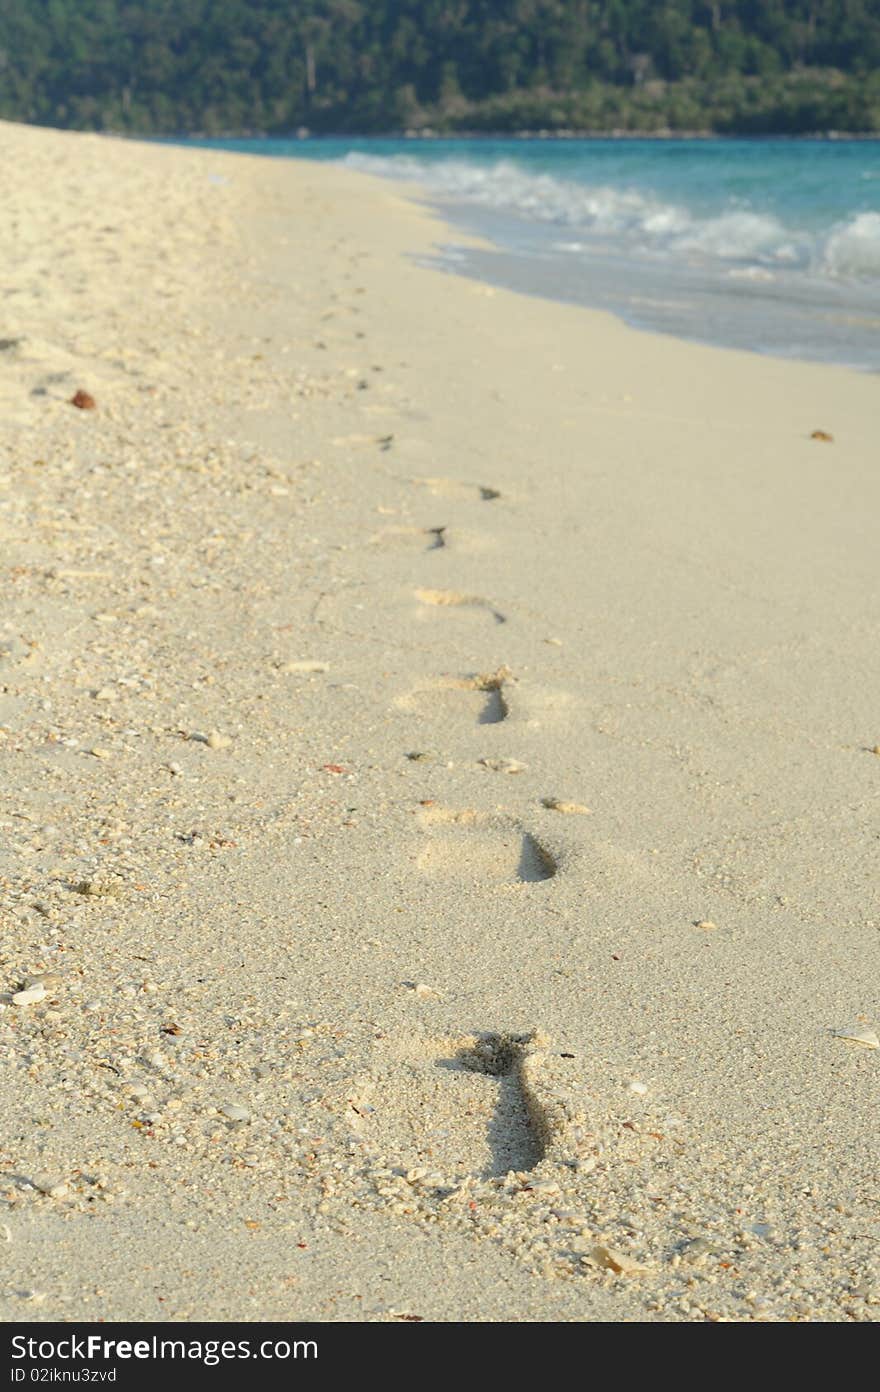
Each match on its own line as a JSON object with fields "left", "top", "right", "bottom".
{"left": 823, "top": 212, "right": 880, "bottom": 279}
{"left": 343, "top": 152, "right": 880, "bottom": 282}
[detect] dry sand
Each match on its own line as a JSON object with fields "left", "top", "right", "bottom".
{"left": 0, "top": 120, "right": 877, "bottom": 1323}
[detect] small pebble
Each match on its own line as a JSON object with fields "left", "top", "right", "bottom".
{"left": 220, "top": 1103, "right": 250, "bottom": 1123}
{"left": 694, "top": 919, "right": 718, "bottom": 931}
{"left": 541, "top": 798, "right": 590, "bottom": 815}
{"left": 628, "top": 1081, "right": 649, "bottom": 1096}
{"left": 32, "top": 1176, "right": 68, "bottom": 1199}
{"left": 479, "top": 758, "right": 528, "bottom": 774}
{"left": 281, "top": 660, "right": 329, "bottom": 673}
{"left": 206, "top": 730, "right": 232, "bottom": 750}
{"left": 680, "top": 1236, "right": 715, "bottom": 1262}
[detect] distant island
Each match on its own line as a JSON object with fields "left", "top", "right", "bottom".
{"left": 1, "top": 0, "right": 879, "bottom": 137}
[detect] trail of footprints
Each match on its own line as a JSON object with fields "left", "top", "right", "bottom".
{"left": 334, "top": 470, "right": 615, "bottom": 1280}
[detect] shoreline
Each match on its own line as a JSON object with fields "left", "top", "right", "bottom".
{"left": 1, "top": 120, "right": 878, "bottom": 1323}
{"left": 153, "top": 129, "right": 880, "bottom": 142}
{"left": 151, "top": 131, "right": 880, "bottom": 373}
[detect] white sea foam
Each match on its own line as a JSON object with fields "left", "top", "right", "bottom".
{"left": 823, "top": 212, "right": 880, "bottom": 279}
{"left": 343, "top": 152, "right": 880, "bottom": 282}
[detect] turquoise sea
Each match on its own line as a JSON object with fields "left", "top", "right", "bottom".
{"left": 178, "top": 136, "right": 880, "bottom": 369}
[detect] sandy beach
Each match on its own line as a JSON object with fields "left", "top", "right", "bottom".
{"left": 1, "top": 119, "right": 877, "bottom": 1322}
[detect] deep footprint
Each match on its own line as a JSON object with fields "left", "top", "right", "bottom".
{"left": 440, "top": 1034, "right": 546, "bottom": 1176}
{"left": 416, "top": 816, "right": 556, "bottom": 884}
{"left": 517, "top": 833, "right": 557, "bottom": 883}
{"left": 473, "top": 667, "right": 510, "bottom": 724}
{"left": 371, "top": 525, "right": 446, "bottom": 551}
{"left": 342, "top": 1031, "right": 550, "bottom": 1180}
{"left": 479, "top": 687, "right": 507, "bottom": 724}
{"left": 399, "top": 667, "right": 510, "bottom": 725}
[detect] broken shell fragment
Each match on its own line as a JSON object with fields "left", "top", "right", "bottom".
{"left": 541, "top": 798, "right": 590, "bottom": 815}
{"left": 12, "top": 985, "right": 47, "bottom": 1007}
{"left": 832, "top": 1025, "right": 879, "bottom": 1050}
{"left": 219, "top": 1103, "right": 250, "bottom": 1122}
{"left": 588, "top": 1244, "right": 647, "bottom": 1276}
{"left": 280, "top": 660, "right": 329, "bottom": 674}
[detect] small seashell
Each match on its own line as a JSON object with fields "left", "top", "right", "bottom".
{"left": 479, "top": 758, "right": 528, "bottom": 774}
{"left": 205, "top": 730, "right": 232, "bottom": 750}
{"left": 694, "top": 919, "right": 718, "bottom": 931}
{"left": 832, "top": 1025, "right": 879, "bottom": 1050}
{"left": 12, "top": 985, "right": 47, "bottom": 1007}
{"left": 810, "top": 429, "right": 833, "bottom": 442}
{"left": 628, "top": 1081, "right": 649, "bottom": 1095}
{"left": 413, "top": 983, "right": 441, "bottom": 1000}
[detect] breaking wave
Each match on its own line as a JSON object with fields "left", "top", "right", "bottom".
{"left": 342, "top": 152, "right": 880, "bottom": 282}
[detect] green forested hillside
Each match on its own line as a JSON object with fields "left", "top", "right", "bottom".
{"left": 1, "top": 1, "right": 879, "bottom": 135}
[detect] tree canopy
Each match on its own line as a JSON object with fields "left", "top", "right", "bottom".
{"left": 1, "top": 1, "right": 879, "bottom": 135}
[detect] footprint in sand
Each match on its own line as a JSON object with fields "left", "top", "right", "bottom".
{"left": 415, "top": 807, "right": 557, "bottom": 884}
{"left": 409, "top": 476, "right": 501, "bottom": 503}
{"left": 396, "top": 667, "right": 511, "bottom": 725}
{"left": 415, "top": 588, "right": 506, "bottom": 625}
{"left": 370, "top": 525, "right": 447, "bottom": 552}
{"left": 344, "top": 1032, "right": 550, "bottom": 1179}
{"left": 335, "top": 1033, "right": 657, "bottom": 1277}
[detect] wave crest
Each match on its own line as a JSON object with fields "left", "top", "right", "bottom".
{"left": 343, "top": 152, "right": 880, "bottom": 283}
